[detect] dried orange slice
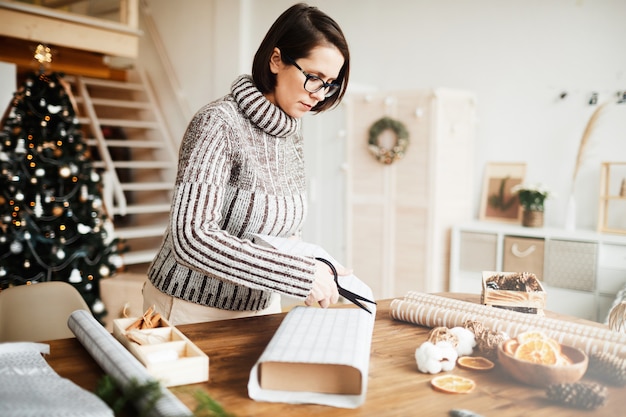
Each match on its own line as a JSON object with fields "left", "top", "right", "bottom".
{"left": 516, "top": 330, "right": 548, "bottom": 343}
{"left": 457, "top": 356, "right": 495, "bottom": 371}
{"left": 502, "top": 338, "right": 519, "bottom": 355}
{"left": 514, "top": 339, "right": 559, "bottom": 365}
{"left": 555, "top": 352, "right": 573, "bottom": 366}
{"left": 431, "top": 375, "right": 476, "bottom": 394}
{"left": 517, "top": 331, "right": 561, "bottom": 352}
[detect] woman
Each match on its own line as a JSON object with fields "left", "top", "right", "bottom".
{"left": 144, "top": 3, "right": 351, "bottom": 325}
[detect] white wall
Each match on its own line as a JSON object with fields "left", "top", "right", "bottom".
{"left": 140, "top": 0, "right": 626, "bottom": 261}
{"left": 0, "top": 62, "right": 16, "bottom": 113}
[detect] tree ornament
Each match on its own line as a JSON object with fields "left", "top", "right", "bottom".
{"left": 99, "top": 265, "right": 110, "bottom": 277}
{"left": 10, "top": 241, "right": 23, "bottom": 254}
{"left": 47, "top": 104, "right": 62, "bottom": 114}
{"left": 367, "top": 117, "right": 410, "bottom": 164}
{"left": 69, "top": 268, "right": 82, "bottom": 283}
{"left": 110, "top": 254, "right": 124, "bottom": 269}
{"left": 34, "top": 194, "right": 43, "bottom": 218}
{"left": 15, "top": 138, "right": 26, "bottom": 154}
{"left": 92, "top": 299, "right": 105, "bottom": 314}
{"left": 587, "top": 351, "right": 626, "bottom": 386}
{"left": 546, "top": 382, "right": 607, "bottom": 410}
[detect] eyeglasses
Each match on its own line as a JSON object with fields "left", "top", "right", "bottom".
{"left": 284, "top": 55, "right": 341, "bottom": 98}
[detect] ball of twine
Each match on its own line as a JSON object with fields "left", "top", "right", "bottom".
{"left": 427, "top": 326, "right": 459, "bottom": 347}
{"left": 463, "top": 319, "right": 507, "bottom": 359}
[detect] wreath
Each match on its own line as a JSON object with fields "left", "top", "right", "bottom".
{"left": 367, "top": 117, "right": 409, "bottom": 164}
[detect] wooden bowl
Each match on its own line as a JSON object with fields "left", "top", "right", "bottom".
{"left": 497, "top": 343, "right": 588, "bottom": 388}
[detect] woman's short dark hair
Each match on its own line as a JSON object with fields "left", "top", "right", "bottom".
{"left": 252, "top": 3, "right": 350, "bottom": 113}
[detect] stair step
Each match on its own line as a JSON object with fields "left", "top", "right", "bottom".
{"left": 112, "top": 203, "right": 171, "bottom": 215}
{"left": 113, "top": 161, "right": 173, "bottom": 169}
{"left": 98, "top": 119, "right": 160, "bottom": 129}
{"left": 122, "top": 249, "right": 157, "bottom": 265}
{"left": 121, "top": 182, "right": 173, "bottom": 191}
{"left": 116, "top": 225, "right": 167, "bottom": 239}
{"left": 91, "top": 97, "right": 151, "bottom": 109}
{"left": 86, "top": 139, "right": 167, "bottom": 149}
{"left": 82, "top": 77, "right": 144, "bottom": 91}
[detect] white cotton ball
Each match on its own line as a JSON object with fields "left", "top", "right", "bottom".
{"left": 415, "top": 342, "right": 443, "bottom": 374}
{"left": 435, "top": 341, "right": 458, "bottom": 372}
{"left": 415, "top": 341, "right": 459, "bottom": 374}
{"left": 449, "top": 327, "right": 476, "bottom": 356}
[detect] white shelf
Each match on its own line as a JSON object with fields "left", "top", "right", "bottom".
{"left": 449, "top": 221, "right": 626, "bottom": 322}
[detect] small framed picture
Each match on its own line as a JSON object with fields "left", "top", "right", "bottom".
{"left": 479, "top": 162, "right": 526, "bottom": 223}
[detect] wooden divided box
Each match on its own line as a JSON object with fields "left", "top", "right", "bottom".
{"left": 481, "top": 271, "right": 546, "bottom": 315}
{"left": 113, "top": 317, "right": 209, "bottom": 387}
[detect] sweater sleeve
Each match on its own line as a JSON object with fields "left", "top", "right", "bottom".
{"left": 169, "top": 108, "right": 316, "bottom": 299}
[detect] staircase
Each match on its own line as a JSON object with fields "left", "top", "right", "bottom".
{"left": 66, "top": 69, "right": 177, "bottom": 273}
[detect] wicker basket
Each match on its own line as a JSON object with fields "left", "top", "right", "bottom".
{"left": 522, "top": 209, "right": 544, "bottom": 227}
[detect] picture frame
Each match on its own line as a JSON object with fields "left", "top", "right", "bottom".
{"left": 479, "top": 162, "right": 526, "bottom": 223}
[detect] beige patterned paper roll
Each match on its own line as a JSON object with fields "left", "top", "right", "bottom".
{"left": 390, "top": 292, "right": 626, "bottom": 359}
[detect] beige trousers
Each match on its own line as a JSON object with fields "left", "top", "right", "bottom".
{"left": 142, "top": 280, "right": 282, "bottom": 326}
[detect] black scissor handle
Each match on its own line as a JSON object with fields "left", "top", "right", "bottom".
{"left": 315, "top": 257, "right": 376, "bottom": 314}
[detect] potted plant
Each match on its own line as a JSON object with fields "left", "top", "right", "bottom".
{"left": 511, "top": 183, "right": 551, "bottom": 227}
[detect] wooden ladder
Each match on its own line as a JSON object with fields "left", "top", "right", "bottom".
{"left": 66, "top": 69, "right": 177, "bottom": 271}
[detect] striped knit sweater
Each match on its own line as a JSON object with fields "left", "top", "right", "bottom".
{"left": 147, "top": 75, "right": 316, "bottom": 311}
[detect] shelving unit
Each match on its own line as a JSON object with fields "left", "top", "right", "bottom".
{"left": 598, "top": 162, "right": 626, "bottom": 235}
{"left": 449, "top": 221, "right": 626, "bottom": 322}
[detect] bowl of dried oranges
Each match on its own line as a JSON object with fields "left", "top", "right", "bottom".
{"left": 497, "top": 330, "right": 588, "bottom": 388}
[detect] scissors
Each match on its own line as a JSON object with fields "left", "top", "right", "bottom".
{"left": 315, "top": 257, "right": 377, "bottom": 314}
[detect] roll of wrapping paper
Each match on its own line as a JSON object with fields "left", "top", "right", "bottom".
{"left": 390, "top": 292, "right": 626, "bottom": 359}
{"left": 67, "top": 310, "right": 193, "bottom": 417}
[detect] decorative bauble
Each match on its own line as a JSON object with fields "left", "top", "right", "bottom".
{"left": 47, "top": 104, "right": 62, "bottom": 114}
{"left": 100, "top": 265, "right": 110, "bottom": 277}
{"left": 10, "top": 241, "right": 23, "bottom": 254}
{"left": 367, "top": 117, "right": 409, "bottom": 165}
{"left": 92, "top": 299, "right": 105, "bottom": 314}
{"left": 69, "top": 268, "right": 82, "bottom": 283}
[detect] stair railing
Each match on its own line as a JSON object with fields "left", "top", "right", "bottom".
{"left": 76, "top": 77, "right": 128, "bottom": 216}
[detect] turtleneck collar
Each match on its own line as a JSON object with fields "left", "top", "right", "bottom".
{"left": 231, "top": 75, "right": 300, "bottom": 138}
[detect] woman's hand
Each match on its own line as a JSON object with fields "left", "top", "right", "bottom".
{"left": 305, "top": 260, "right": 351, "bottom": 308}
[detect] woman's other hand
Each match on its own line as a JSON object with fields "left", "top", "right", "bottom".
{"left": 305, "top": 259, "right": 351, "bottom": 308}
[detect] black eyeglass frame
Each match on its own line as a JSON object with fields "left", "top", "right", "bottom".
{"left": 284, "top": 55, "right": 341, "bottom": 98}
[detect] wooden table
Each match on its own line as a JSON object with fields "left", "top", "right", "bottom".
{"left": 47, "top": 295, "right": 626, "bottom": 416}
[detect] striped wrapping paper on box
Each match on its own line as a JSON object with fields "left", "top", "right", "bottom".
{"left": 390, "top": 292, "right": 626, "bottom": 359}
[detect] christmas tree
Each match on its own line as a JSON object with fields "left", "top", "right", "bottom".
{"left": 0, "top": 70, "right": 125, "bottom": 322}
